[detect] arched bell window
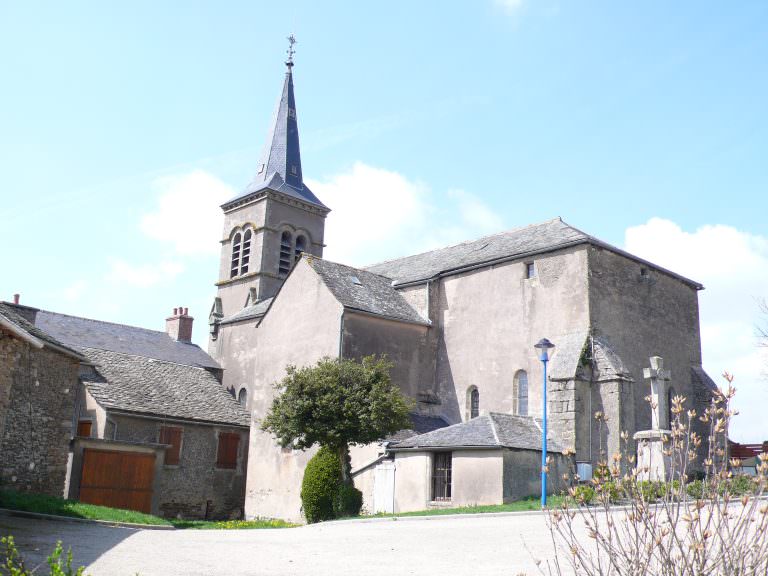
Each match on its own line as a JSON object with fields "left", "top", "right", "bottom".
{"left": 279, "top": 231, "right": 293, "bottom": 277}
{"left": 238, "top": 387, "right": 248, "bottom": 407}
{"left": 513, "top": 370, "right": 529, "bottom": 416}
{"left": 240, "top": 230, "right": 252, "bottom": 275}
{"left": 230, "top": 233, "right": 242, "bottom": 278}
{"left": 466, "top": 386, "right": 480, "bottom": 420}
{"left": 294, "top": 235, "right": 306, "bottom": 264}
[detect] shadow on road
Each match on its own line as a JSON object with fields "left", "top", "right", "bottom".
{"left": 0, "top": 514, "right": 139, "bottom": 572}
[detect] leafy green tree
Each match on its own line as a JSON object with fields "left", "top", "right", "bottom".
{"left": 261, "top": 355, "right": 412, "bottom": 483}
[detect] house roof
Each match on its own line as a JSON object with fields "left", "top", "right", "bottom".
{"left": 0, "top": 303, "right": 86, "bottom": 361}
{"left": 34, "top": 309, "right": 220, "bottom": 370}
{"left": 365, "top": 218, "right": 702, "bottom": 289}
{"left": 391, "top": 412, "right": 564, "bottom": 453}
{"left": 306, "top": 256, "right": 429, "bottom": 326}
{"left": 223, "top": 65, "right": 327, "bottom": 211}
{"left": 80, "top": 348, "right": 249, "bottom": 427}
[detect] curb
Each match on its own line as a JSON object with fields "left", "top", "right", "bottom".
{"left": 323, "top": 507, "right": 551, "bottom": 525}
{"left": 0, "top": 508, "right": 175, "bottom": 530}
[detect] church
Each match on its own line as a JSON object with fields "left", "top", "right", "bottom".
{"left": 207, "top": 47, "right": 717, "bottom": 521}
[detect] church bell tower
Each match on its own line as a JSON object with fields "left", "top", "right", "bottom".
{"left": 210, "top": 37, "right": 329, "bottom": 333}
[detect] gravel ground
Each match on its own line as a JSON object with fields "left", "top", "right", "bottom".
{"left": 0, "top": 512, "right": 572, "bottom": 575}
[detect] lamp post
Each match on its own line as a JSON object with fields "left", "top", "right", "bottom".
{"left": 535, "top": 338, "right": 555, "bottom": 508}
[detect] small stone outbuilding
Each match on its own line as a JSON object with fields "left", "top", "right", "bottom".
{"left": 0, "top": 301, "right": 86, "bottom": 496}
{"left": 380, "top": 413, "right": 570, "bottom": 513}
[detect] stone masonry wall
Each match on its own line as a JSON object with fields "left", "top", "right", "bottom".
{"left": 111, "top": 414, "right": 248, "bottom": 520}
{"left": 0, "top": 333, "right": 78, "bottom": 496}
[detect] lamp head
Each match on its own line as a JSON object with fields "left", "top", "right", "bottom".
{"left": 534, "top": 338, "right": 555, "bottom": 362}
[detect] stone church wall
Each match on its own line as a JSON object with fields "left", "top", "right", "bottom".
{"left": 434, "top": 246, "right": 590, "bottom": 424}
{"left": 587, "top": 246, "right": 708, "bottom": 456}
{"left": 0, "top": 335, "right": 78, "bottom": 497}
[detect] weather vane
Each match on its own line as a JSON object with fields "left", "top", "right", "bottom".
{"left": 286, "top": 34, "right": 297, "bottom": 67}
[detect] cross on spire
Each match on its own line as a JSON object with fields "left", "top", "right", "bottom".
{"left": 286, "top": 34, "right": 297, "bottom": 68}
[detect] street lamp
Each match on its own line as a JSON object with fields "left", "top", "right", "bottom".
{"left": 534, "top": 337, "right": 555, "bottom": 508}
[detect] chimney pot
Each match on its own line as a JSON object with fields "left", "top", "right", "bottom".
{"left": 183, "top": 307, "right": 188, "bottom": 316}
{"left": 173, "top": 307, "right": 178, "bottom": 315}
{"left": 13, "top": 294, "right": 19, "bottom": 305}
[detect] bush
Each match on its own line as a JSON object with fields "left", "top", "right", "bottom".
{"left": 1, "top": 536, "right": 86, "bottom": 576}
{"left": 686, "top": 479, "right": 704, "bottom": 499}
{"left": 334, "top": 483, "right": 363, "bottom": 518}
{"left": 301, "top": 446, "right": 341, "bottom": 523}
{"left": 568, "top": 484, "right": 595, "bottom": 505}
{"left": 727, "top": 474, "right": 755, "bottom": 496}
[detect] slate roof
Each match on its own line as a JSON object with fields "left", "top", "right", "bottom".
{"left": 0, "top": 303, "right": 85, "bottom": 361}
{"left": 391, "top": 412, "right": 564, "bottom": 453}
{"left": 220, "top": 297, "right": 274, "bottom": 325}
{"left": 307, "top": 256, "right": 429, "bottom": 325}
{"left": 386, "top": 413, "right": 450, "bottom": 443}
{"left": 224, "top": 66, "right": 327, "bottom": 211}
{"left": 548, "top": 332, "right": 632, "bottom": 383}
{"left": 80, "top": 348, "right": 249, "bottom": 427}
{"left": 366, "top": 218, "right": 702, "bottom": 288}
{"left": 35, "top": 309, "right": 220, "bottom": 370}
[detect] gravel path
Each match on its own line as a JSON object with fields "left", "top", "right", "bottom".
{"left": 0, "top": 512, "right": 570, "bottom": 575}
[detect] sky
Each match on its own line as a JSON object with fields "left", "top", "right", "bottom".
{"left": 1, "top": 1, "right": 766, "bottom": 440}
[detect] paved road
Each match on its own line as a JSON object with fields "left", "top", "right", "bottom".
{"left": 0, "top": 512, "right": 573, "bottom": 576}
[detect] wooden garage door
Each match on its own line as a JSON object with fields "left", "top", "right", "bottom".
{"left": 79, "top": 449, "right": 155, "bottom": 513}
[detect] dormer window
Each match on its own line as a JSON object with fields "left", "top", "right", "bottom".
{"left": 230, "top": 233, "right": 242, "bottom": 278}
{"left": 294, "top": 235, "right": 306, "bottom": 264}
{"left": 279, "top": 231, "right": 293, "bottom": 277}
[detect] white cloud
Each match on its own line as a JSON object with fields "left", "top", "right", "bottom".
{"left": 62, "top": 280, "right": 88, "bottom": 302}
{"left": 495, "top": 0, "right": 524, "bottom": 13}
{"left": 625, "top": 218, "right": 768, "bottom": 441}
{"left": 308, "top": 162, "right": 503, "bottom": 266}
{"left": 106, "top": 259, "right": 184, "bottom": 288}
{"left": 140, "top": 169, "right": 234, "bottom": 256}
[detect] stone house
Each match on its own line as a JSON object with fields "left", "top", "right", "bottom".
{"left": 0, "top": 301, "right": 86, "bottom": 496}
{"left": 6, "top": 303, "right": 250, "bottom": 519}
{"left": 206, "top": 56, "right": 718, "bottom": 521}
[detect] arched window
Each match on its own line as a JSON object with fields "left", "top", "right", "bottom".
{"left": 230, "top": 233, "right": 242, "bottom": 278}
{"left": 465, "top": 386, "right": 479, "bottom": 420}
{"left": 279, "top": 231, "right": 293, "bottom": 276}
{"left": 513, "top": 370, "right": 529, "bottom": 416}
{"left": 238, "top": 387, "right": 248, "bottom": 406}
{"left": 240, "top": 229, "right": 252, "bottom": 275}
{"left": 294, "top": 235, "right": 306, "bottom": 263}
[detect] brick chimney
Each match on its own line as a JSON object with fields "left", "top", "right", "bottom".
{"left": 166, "top": 307, "right": 193, "bottom": 342}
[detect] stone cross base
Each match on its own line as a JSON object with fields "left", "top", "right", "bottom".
{"left": 633, "top": 429, "right": 672, "bottom": 482}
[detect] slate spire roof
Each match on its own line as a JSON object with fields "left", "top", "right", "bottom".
{"left": 224, "top": 54, "right": 327, "bottom": 210}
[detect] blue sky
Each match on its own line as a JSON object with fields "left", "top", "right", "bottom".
{"left": 1, "top": 1, "right": 766, "bottom": 440}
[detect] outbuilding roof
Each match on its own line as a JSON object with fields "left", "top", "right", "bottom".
{"left": 391, "top": 412, "right": 564, "bottom": 453}
{"left": 0, "top": 303, "right": 86, "bottom": 361}
{"left": 35, "top": 309, "right": 220, "bottom": 370}
{"left": 80, "top": 348, "right": 249, "bottom": 427}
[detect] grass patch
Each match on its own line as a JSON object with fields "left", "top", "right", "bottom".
{"left": 0, "top": 489, "right": 171, "bottom": 525}
{"left": 0, "top": 490, "right": 295, "bottom": 529}
{"left": 362, "top": 495, "right": 565, "bottom": 518}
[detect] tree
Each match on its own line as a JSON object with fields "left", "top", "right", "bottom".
{"left": 261, "top": 355, "right": 412, "bottom": 483}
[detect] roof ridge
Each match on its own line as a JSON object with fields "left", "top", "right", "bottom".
{"left": 363, "top": 217, "right": 567, "bottom": 270}
{"left": 304, "top": 254, "right": 398, "bottom": 282}
{"left": 488, "top": 414, "right": 501, "bottom": 445}
{"left": 37, "top": 308, "right": 171, "bottom": 336}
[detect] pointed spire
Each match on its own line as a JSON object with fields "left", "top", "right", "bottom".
{"left": 235, "top": 36, "right": 327, "bottom": 211}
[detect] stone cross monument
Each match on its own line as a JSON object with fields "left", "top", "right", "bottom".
{"left": 633, "top": 356, "right": 672, "bottom": 481}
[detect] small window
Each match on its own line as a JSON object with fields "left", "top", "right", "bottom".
{"left": 514, "top": 370, "right": 529, "bottom": 416}
{"left": 294, "top": 235, "right": 306, "bottom": 264}
{"left": 230, "top": 233, "right": 242, "bottom": 278}
{"left": 76, "top": 420, "right": 92, "bottom": 438}
{"left": 238, "top": 387, "right": 248, "bottom": 406}
{"left": 216, "top": 432, "right": 240, "bottom": 469}
{"left": 159, "top": 426, "right": 183, "bottom": 466}
{"left": 525, "top": 262, "right": 536, "bottom": 279}
{"left": 640, "top": 267, "right": 648, "bottom": 277}
{"left": 279, "top": 231, "right": 293, "bottom": 276}
{"left": 240, "top": 229, "right": 252, "bottom": 275}
{"left": 290, "top": 165, "right": 298, "bottom": 176}
{"left": 432, "top": 452, "right": 452, "bottom": 502}
{"left": 466, "top": 387, "right": 479, "bottom": 420}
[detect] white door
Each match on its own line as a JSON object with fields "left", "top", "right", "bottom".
{"left": 373, "top": 460, "right": 396, "bottom": 514}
